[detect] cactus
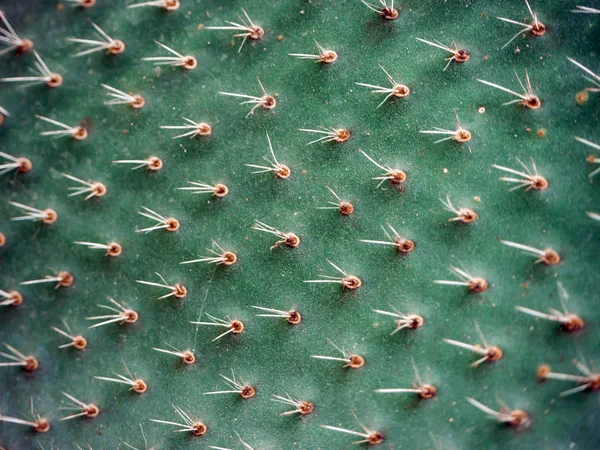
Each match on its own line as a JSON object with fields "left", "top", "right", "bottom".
{"left": 1, "top": 0, "right": 599, "bottom": 448}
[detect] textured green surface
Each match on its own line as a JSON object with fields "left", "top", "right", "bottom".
{"left": 1, "top": 0, "right": 599, "bottom": 448}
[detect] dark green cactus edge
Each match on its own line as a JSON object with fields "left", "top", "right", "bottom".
{"left": 0, "top": 0, "right": 599, "bottom": 448}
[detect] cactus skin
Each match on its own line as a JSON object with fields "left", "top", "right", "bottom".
{"left": 1, "top": 0, "right": 599, "bottom": 448}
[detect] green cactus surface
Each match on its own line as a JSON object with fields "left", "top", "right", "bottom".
{"left": 1, "top": 0, "right": 599, "bottom": 448}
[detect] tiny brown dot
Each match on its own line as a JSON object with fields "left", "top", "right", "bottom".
{"left": 132, "top": 379, "right": 148, "bottom": 394}
{"left": 196, "top": 122, "right": 212, "bottom": 136}
{"left": 148, "top": 156, "right": 163, "bottom": 170}
{"left": 285, "top": 233, "right": 300, "bottom": 248}
{"left": 366, "top": 431, "right": 384, "bottom": 445}
{"left": 509, "top": 410, "right": 530, "bottom": 428}
{"left": 541, "top": 249, "right": 560, "bottom": 265}
{"left": 165, "top": 0, "right": 180, "bottom": 11}
{"left": 131, "top": 95, "right": 145, "bottom": 109}
{"left": 262, "top": 95, "right": 277, "bottom": 110}
{"left": 191, "top": 422, "right": 207, "bottom": 436}
{"left": 339, "top": 201, "right": 354, "bottom": 216}
{"left": 396, "top": 238, "right": 415, "bottom": 253}
{"left": 587, "top": 154, "right": 597, "bottom": 164}
{"left": 24, "top": 356, "right": 39, "bottom": 372}
{"left": 91, "top": 182, "right": 107, "bottom": 197}
{"left": 537, "top": 128, "right": 547, "bottom": 138}
{"left": 182, "top": 350, "right": 196, "bottom": 365}
{"left": 343, "top": 275, "right": 362, "bottom": 290}
{"left": 213, "top": 184, "right": 228, "bottom": 197}
{"left": 531, "top": 22, "right": 546, "bottom": 36}
{"left": 575, "top": 91, "right": 589, "bottom": 105}
{"left": 406, "top": 314, "right": 424, "bottom": 329}
{"left": 393, "top": 84, "right": 410, "bottom": 98}
{"left": 348, "top": 355, "right": 365, "bottom": 369}
{"left": 468, "top": 278, "right": 488, "bottom": 293}
{"left": 47, "top": 73, "right": 63, "bottom": 88}
{"left": 109, "top": 40, "right": 126, "bottom": 55}
{"left": 419, "top": 384, "right": 437, "bottom": 399}
{"left": 198, "top": 24, "right": 205, "bottom": 31}
{"left": 486, "top": 346, "right": 503, "bottom": 362}
{"left": 0, "top": 113, "right": 4, "bottom": 126}
{"left": 17, "top": 39, "right": 34, "bottom": 54}
{"left": 222, "top": 251, "right": 237, "bottom": 266}
{"left": 298, "top": 401, "right": 314, "bottom": 415}
{"left": 34, "top": 418, "right": 50, "bottom": 433}
{"left": 275, "top": 165, "right": 291, "bottom": 179}
{"left": 0, "top": 232, "right": 5, "bottom": 247}
{"left": 454, "top": 129, "right": 472, "bottom": 143}
{"left": 390, "top": 170, "right": 407, "bottom": 184}
{"left": 58, "top": 271, "right": 74, "bottom": 287}
{"left": 73, "top": 336, "right": 87, "bottom": 350}
{"left": 81, "top": 0, "right": 96, "bottom": 7}
{"left": 563, "top": 315, "right": 584, "bottom": 332}
{"left": 106, "top": 242, "right": 122, "bottom": 257}
{"left": 382, "top": 7, "right": 399, "bottom": 20}
{"left": 287, "top": 310, "right": 302, "bottom": 325}
{"left": 589, "top": 375, "right": 600, "bottom": 391}
{"left": 459, "top": 209, "right": 478, "bottom": 224}
{"left": 8, "top": 290, "right": 23, "bottom": 306}
{"left": 249, "top": 25, "right": 264, "bottom": 40}
{"left": 173, "top": 284, "right": 187, "bottom": 299}
{"left": 537, "top": 364, "right": 550, "bottom": 379}
{"left": 183, "top": 56, "right": 198, "bottom": 70}
{"left": 42, "top": 209, "right": 58, "bottom": 224}
{"left": 84, "top": 404, "right": 100, "bottom": 419}
{"left": 240, "top": 385, "right": 256, "bottom": 399}
{"left": 124, "top": 310, "right": 139, "bottom": 324}
{"left": 165, "top": 218, "right": 180, "bottom": 232}
{"left": 334, "top": 129, "right": 351, "bottom": 143}
{"left": 455, "top": 49, "right": 470, "bottom": 63}
{"left": 277, "top": 35, "right": 284, "bottom": 41}
{"left": 531, "top": 176, "right": 548, "bottom": 191}
{"left": 71, "top": 125, "right": 87, "bottom": 141}
{"left": 524, "top": 96, "right": 541, "bottom": 110}
{"left": 321, "top": 50, "right": 338, "bottom": 64}
{"left": 230, "top": 320, "right": 244, "bottom": 334}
